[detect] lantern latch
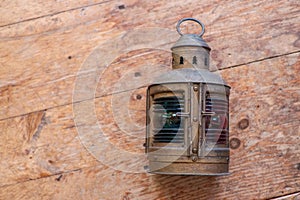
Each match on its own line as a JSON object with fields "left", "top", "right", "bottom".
{"left": 175, "top": 112, "right": 190, "bottom": 117}
{"left": 202, "top": 111, "right": 216, "bottom": 116}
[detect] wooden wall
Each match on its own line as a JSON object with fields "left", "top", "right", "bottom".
{"left": 0, "top": 0, "right": 299, "bottom": 199}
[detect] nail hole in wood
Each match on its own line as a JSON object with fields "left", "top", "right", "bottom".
{"left": 230, "top": 138, "right": 241, "bottom": 149}
{"left": 118, "top": 5, "right": 125, "bottom": 9}
{"left": 238, "top": 118, "right": 249, "bottom": 130}
{"left": 136, "top": 94, "right": 142, "bottom": 100}
{"left": 48, "top": 160, "right": 54, "bottom": 164}
{"left": 55, "top": 174, "right": 63, "bottom": 182}
{"left": 134, "top": 72, "right": 141, "bottom": 77}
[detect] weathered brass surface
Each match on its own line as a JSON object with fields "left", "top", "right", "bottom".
{"left": 146, "top": 18, "right": 231, "bottom": 175}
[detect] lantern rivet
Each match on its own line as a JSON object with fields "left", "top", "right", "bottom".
{"left": 191, "top": 155, "right": 198, "bottom": 162}
{"left": 192, "top": 147, "right": 197, "bottom": 154}
{"left": 193, "top": 85, "right": 198, "bottom": 91}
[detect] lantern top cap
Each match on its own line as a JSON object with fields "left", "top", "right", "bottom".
{"left": 172, "top": 18, "right": 211, "bottom": 51}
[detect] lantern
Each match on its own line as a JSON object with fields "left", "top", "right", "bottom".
{"left": 145, "top": 18, "right": 231, "bottom": 175}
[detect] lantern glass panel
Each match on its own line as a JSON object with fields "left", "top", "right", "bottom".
{"left": 203, "top": 86, "right": 229, "bottom": 150}
{"left": 152, "top": 95, "right": 184, "bottom": 144}
{"left": 151, "top": 91, "right": 185, "bottom": 145}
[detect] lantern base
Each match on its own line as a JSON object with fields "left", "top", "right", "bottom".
{"left": 148, "top": 161, "right": 229, "bottom": 176}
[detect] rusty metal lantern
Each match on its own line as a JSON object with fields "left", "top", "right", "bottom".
{"left": 145, "top": 18, "right": 231, "bottom": 175}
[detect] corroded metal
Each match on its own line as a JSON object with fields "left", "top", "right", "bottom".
{"left": 146, "top": 18, "right": 231, "bottom": 175}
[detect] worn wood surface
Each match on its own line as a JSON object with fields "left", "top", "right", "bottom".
{"left": 1, "top": 53, "right": 299, "bottom": 199}
{"left": 271, "top": 192, "right": 300, "bottom": 200}
{"left": 0, "top": 0, "right": 299, "bottom": 120}
{"left": 0, "top": 0, "right": 109, "bottom": 27}
{"left": 0, "top": 0, "right": 299, "bottom": 199}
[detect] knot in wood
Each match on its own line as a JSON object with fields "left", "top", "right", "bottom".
{"left": 238, "top": 118, "right": 249, "bottom": 130}
{"left": 230, "top": 138, "right": 241, "bottom": 149}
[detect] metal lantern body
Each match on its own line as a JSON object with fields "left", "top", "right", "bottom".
{"left": 145, "top": 18, "right": 230, "bottom": 175}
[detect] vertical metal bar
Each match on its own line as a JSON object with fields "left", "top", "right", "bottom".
{"left": 186, "top": 83, "right": 191, "bottom": 154}
{"left": 190, "top": 83, "right": 199, "bottom": 157}
{"left": 199, "top": 84, "right": 206, "bottom": 157}
{"left": 198, "top": 83, "right": 202, "bottom": 157}
{"left": 145, "top": 87, "right": 151, "bottom": 153}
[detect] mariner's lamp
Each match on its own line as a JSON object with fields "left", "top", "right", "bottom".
{"left": 145, "top": 18, "right": 231, "bottom": 175}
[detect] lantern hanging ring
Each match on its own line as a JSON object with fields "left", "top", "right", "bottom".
{"left": 176, "top": 18, "right": 205, "bottom": 37}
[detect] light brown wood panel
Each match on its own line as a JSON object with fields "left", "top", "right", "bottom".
{"left": 271, "top": 192, "right": 300, "bottom": 200}
{"left": 0, "top": 53, "right": 299, "bottom": 199}
{"left": 0, "top": 0, "right": 109, "bottom": 27}
{"left": 0, "top": 106, "right": 98, "bottom": 187}
{"left": 0, "top": 0, "right": 299, "bottom": 120}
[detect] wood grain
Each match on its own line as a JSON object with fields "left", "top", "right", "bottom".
{"left": 0, "top": 0, "right": 109, "bottom": 27}
{"left": 271, "top": 192, "right": 300, "bottom": 200}
{"left": 0, "top": 53, "right": 299, "bottom": 199}
{"left": 0, "top": 0, "right": 299, "bottom": 120}
{"left": 0, "top": 107, "right": 98, "bottom": 187}
{"left": 1, "top": 0, "right": 299, "bottom": 199}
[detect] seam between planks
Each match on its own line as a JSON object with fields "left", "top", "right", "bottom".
{"left": 0, "top": 50, "right": 299, "bottom": 122}
{"left": 0, "top": 167, "right": 85, "bottom": 188}
{"left": 0, "top": 0, "right": 112, "bottom": 28}
{"left": 269, "top": 191, "right": 300, "bottom": 199}
{"left": 214, "top": 50, "right": 300, "bottom": 72}
{"left": 0, "top": 162, "right": 300, "bottom": 200}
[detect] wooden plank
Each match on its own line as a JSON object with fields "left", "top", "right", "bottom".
{"left": 0, "top": 53, "right": 299, "bottom": 199}
{"left": 0, "top": 106, "right": 98, "bottom": 187}
{"left": 0, "top": 168, "right": 298, "bottom": 200}
{"left": 0, "top": 0, "right": 299, "bottom": 120}
{"left": 0, "top": 0, "right": 109, "bottom": 27}
{"left": 271, "top": 192, "right": 300, "bottom": 200}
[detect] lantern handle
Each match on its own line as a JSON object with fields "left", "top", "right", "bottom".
{"left": 176, "top": 18, "right": 205, "bottom": 37}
